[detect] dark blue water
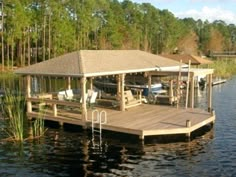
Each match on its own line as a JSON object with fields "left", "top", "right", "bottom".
{"left": 1, "top": 76, "right": 236, "bottom": 177}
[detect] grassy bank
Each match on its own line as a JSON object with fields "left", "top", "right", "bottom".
{"left": 208, "top": 59, "right": 236, "bottom": 78}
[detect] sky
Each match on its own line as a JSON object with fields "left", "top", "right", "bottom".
{"left": 130, "top": 0, "right": 236, "bottom": 25}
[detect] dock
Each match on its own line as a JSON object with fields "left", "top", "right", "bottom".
{"left": 15, "top": 50, "right": 216, "bottom": 141}
{"left": 28, "top": 101, "right": 215, "bottom": 140}
{"left": 96, "top": 105, "right": 215, "bottom": 139}
{"left": 212, "top": 79, "right": 227, "bottom": 86}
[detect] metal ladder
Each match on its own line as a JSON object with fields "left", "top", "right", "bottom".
{"left": 91, "top": 110, "right": 107, "bottom": 149}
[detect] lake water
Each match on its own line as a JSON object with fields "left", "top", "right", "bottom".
{"left": 1, "top": 76, "right": 236, "bottom": 177}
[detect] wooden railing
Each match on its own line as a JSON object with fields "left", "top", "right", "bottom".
{"left": 211, "top": 51, "right": 236, "bottom": 58}
{"left": 27, "top": 97, "right": 83, "bottom": 125}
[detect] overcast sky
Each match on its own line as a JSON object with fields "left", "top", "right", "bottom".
{"left": 130, "top": 0, "right": 236, "bottom": 24}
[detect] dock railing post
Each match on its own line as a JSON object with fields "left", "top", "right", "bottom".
{"left": 80, "top": 77, "right": 88, "bottom": 127}
{"left": 208, "top": 74, "right": 213, "bottom": 112}
{"left": 53, "top": 103, "right": 57, "bottom": 117}
{"left": 186, "top": 120, "right": 191, "bottom": 138}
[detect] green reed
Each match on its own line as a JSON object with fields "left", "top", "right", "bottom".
{"left": 32, "top": 106, "right": 46, "bottom": 138}
{"left": 2, "top": 90, "right": 46, "bottom": 141}
{"left": 3, "top": 89, "right": 25, "bottom": 141}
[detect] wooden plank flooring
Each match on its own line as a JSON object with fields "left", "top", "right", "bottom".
{"left": 28, "top": 103, "right": 215, "bottom": 139}
{"left": 87, "top": 104, "right": 215, "bottom": 138}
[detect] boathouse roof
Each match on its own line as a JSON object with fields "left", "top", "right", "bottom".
{"left": 160, "top": 54, "right": 213, "bottom": 65}
{"left": 15, "top": 50, "right": 185, "bottom": 77}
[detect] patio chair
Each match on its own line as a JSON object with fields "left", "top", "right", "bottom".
{"left": 57, "top": 91, "right": 66, "bottom": 101}
{"left": 65, "top": 89, "right": 74, "bottom": 100}
{"left": 89, "top": 91, "right": 98, "bottom": 108}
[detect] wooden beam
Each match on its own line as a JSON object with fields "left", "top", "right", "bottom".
{"left": 208, "top": 74, "right": 213, "bottom": 112}
{"left": 169, "top": 80, "right": 173, "bottom": 104}
{"left": 148, "top": 74, "right": 151, "bottom": 93}
{"left": 53, "top": 104, "right": 57, "bottom": 117}
{"left": 80, "top": 77, "right": 87, "bottom": 124}
{"left": 120, "top": 74, "right": 125, "bottom": 111}
{"left": 189, "top": 73, "right": 195, "bottom": 108}
{"left": 116, "top": 75, "right": 121, "bottom": 100}
{"left": 176, "top": 60, "right": 182, "bottom": 108}
{"left": 185, "top": 60, "right": 191, "bottom": 108}
{"left": 89, "top": 77, "right": 93, "bottom": 90}
{"left": 67, "top": 77, "right": 71, "bottom": 90}
{"left": 186, "top": 120, "right": 191, "bottom": 138}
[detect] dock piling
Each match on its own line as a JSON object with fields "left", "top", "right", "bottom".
{"left": 186, "top": 120, "right": 191, "bottom": 138}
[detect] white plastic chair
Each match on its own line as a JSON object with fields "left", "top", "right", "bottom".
{"left": 57, "top": 91, "right": 66, "bottom": 100}
{"left": 90, "top": 92, "right": 98, "bottom": 104}
{"left": 65, "top": 89, "right": 74, "bottom": 100}
{"left": 89, "top": 91, "right": 98, "bottom": 108}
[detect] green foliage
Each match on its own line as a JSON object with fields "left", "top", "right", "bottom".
{"left": 1, "top": 0, "right": 236, "bottom": 67}
{"left": 0, "top": 72, "right": 18, "bottom": 79}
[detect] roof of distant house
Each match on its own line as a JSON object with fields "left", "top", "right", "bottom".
{"left": 160, "top": 54, "right": 213, "bottom": 65}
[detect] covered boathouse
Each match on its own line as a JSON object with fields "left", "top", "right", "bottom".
{"left": 15, "top": 50, "right": 215, "bottom": 140}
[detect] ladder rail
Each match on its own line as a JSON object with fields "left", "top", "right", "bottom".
{"left": 91, "top": 110, "right": 99, "bottom": 135}
{"left": 100, "top": 110, "right": 107, "bottom": 124}
{"left": 90, "top": 109, "right": 107, "bottom": 149}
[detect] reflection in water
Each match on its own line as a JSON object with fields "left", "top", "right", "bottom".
{"left": 0, "top": 77, "right": 236, "bottom": 176}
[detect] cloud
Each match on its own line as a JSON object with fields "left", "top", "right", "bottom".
{"left": 175, "top": 6, "right": 236, "bottom": 24}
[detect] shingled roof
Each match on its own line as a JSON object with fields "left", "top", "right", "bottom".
{"left": 160, "top": 54, "right": 213, "bottom": 65}
{"left": 15, "top": 50, "right": 184, "bottom": 77}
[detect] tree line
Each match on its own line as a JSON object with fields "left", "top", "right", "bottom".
{"left": 1, "top": 0, "right": 236, "bottom": 71}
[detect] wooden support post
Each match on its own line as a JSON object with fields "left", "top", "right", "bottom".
{"left": 67, "top": 77, "right": 71, "bottom": 90}
{"left": 120, "top": 74, "right": 125, "bottom": 111}
{"left": 211, "top": 109, "right": 216, "bottom": 125}
{"left": 26, "top": 75, "right": 32, "bottom": 119}
{"left": 80, "top": 77, "right": 87, "bottom": 125}
{"left": 169, "top": 80, "right": 173, "bottom": 104}
{"left": 59, "top": 121, "right": 64, "bottom": 127}
{"left": 116, "top": 75, "right": 121, "bottom": 100}
{"left": 185, "top": 60, "right": 191, "bottom": 108}
{"left": 211, "top": 109, "right": 215, "bottom": 116}
{"left": 208, "top": 74, "right": 213, "bottom": 112}
{"left": 139, "top": 134, "right": 144, "bottom": 140}
{"left": 28, "top": 122, "right": 33, "bottom": 139}
{"left": 189, "top": 74, "right": 195, "bottom": 108}
{"left": 176, "top": 60, "right": 182, "bottom": 108}
{"left": 89, "top": 77, "right": 93, "bottom": 90}
{"left": 148, "top": 74, "right": 151, "bottom": 93}
{"left": 53, "top": 104, "right": 57, "bottom": 117}
{"left": 186, "top": 120, "right": 191, "bottom": 138}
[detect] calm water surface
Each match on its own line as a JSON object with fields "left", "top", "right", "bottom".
{"left": 1, "top": 76, "right": 236, "bottom": 177}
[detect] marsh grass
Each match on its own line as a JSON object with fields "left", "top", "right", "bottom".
{"left": 32, "top": 106, "right": 46, "bottom": 138}
{"left": 2, "top": 90, "right": 46, "bottom": 142}
{"left": 3, "top": 89, "right": 25, "bottom": 141}
{"left": 209, "top": 59, "right": 236, "bottom": 78}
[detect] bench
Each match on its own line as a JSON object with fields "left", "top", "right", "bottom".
{"left": 124, "top": 90, "right": 142, "bottom": 109}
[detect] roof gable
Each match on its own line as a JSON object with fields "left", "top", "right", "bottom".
{"left": 15, "top": 50, "right": 183, "bottom": 77}
{"left": 15, "top": 51, "right": 81, "bottom": 76}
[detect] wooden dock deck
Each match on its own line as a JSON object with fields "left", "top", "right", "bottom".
{"left": 88, "top": 104, "right": 215, "bottom": 139}
{"left": 28, "top": 102, "right": 215, "bottom": 140}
